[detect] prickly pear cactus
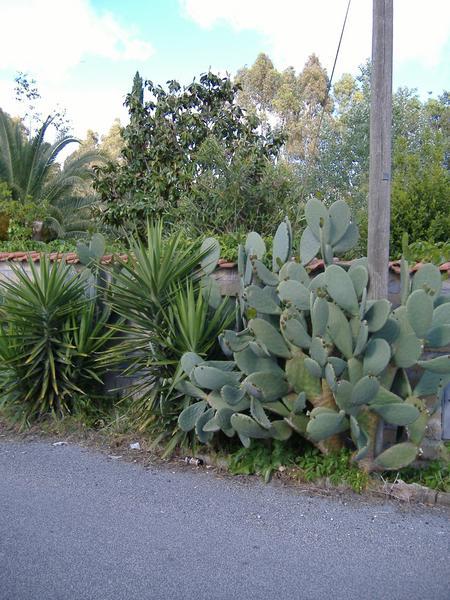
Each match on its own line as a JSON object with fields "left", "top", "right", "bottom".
{"left": 77, "top": 233, "right": 106, "bottom": 267}
{"left": 176, "top": 198, "right": 450, "bottom": 471}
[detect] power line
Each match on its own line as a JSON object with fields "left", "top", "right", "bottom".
{"left": 310, "top": 0, "right": 352, "bottom": 160}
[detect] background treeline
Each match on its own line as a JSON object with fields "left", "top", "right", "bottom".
{"left": 0, "top": 54, "right": 449, "bottom": 260}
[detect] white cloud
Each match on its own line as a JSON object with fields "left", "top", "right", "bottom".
{"left": 180, "top": 0, "right": 450, "bottom": 76}
{"left": 0, "top": 76, "right": 129, "bottom": 142}
{"left": 0, "top": 0, "right": 153, "bottom": 80}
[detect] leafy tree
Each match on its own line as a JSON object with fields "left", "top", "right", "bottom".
{"left": 289, "top": 60, "right": 449, "bottom": 257}
{"left": 14, "top": 72, "right": 70, "bottom": 137}
{"left": 100, "top": 119, "right": 124, "bottom": 162}
{"left": 236, "top": 53, "right": 332, "bottom": 161}
{"left": 389, "top": 130, "right": 449, "bottom": 256}
{"left": 94, "top": 71, "right": 285, "bottom": 232}
{"left": 0, "top": 109, "right": 100, "bottom": 205}
{"left": 131, "top": 71, "right": 144, "bottom": 106}
{"left": 178, "top": 136, "right": 302, "bottom": 236}
{"left": 236, "top": 53, "right": 280, "bottom": 129}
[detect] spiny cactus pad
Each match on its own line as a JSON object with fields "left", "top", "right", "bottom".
{"left": 175, "top": 198, "right": 450, "bottom": 472}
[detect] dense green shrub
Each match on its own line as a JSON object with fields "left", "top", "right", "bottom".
{"left": 177, "top": 136, "right": 303, "bottom": 237}
{"left": 0, "top": 257, "right": 115, "bottom": 426}
{"left": 390, "top": 136, "right": 450, "bottom": 256}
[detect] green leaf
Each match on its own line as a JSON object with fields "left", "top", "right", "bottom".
{"left": 305, "top": 197, "right": 329, "bottom": 239}
{"left": 192, "top": 365, "right": 241, "bottom": 390}
{"left": 248, "top": 318, "right": 291, "bottom": 358}
{"left": 306, "top": 410, "right": 348, "bottom": 441}
{"left": 278, "top": 280, "right": 311, "bottom": 310}
{"left": 200, "top": 237, "right": 220, "bottom": 275}
{"left": 371, "top": 403, "right": 420, "bottom": 426}
{"left": 412, "top": 263, "right": 442, "bottom": 298}
{"left": 365, "top": 299, "right": 391, "bottom": 332}
{"left": 348, "top": 265, "right": 368, "bottom": 299}
{"left": 406, "top": 289, "right": 434, "bottom": 338}
{"left": 374, "top": 443, "right": 418, "bottom": 470}
{"left": 327, "top": 302, "right": 353, "bottom": 359}
{"left": 253, "top": 260, "right": 279, "bottom": 286}
{"left": 178, "top": 401, "right": 207, "bottom": 431}
{"left": 231, "top": 413, "right": 272, "bottom": 439}
{"left": 363, "top": 338, "right": 391, "bottom": 376}
{"left": 242, "top": 371, "right": 289, "bottom": 402}
{"left": 174, "top": 380, "right": 208, "bottom": 400}
{"left": 329, "top": 199, "right": 351, "bottom": 245}
{"left": 417, "top": 355, "right": 450, "bottom": 374}
{"left": 246, "top": 285, "right": 281, "bottom": 315}
{"left": 250, "top": 398, "right": 272, "bottom": 429}
{"left": 272, "top": 220, "right": 291, "bottom": 272}
{"left": 245, "top": 232, "right": 266, "bottom": 259}
{"left": 324, "top": 265, "right": 359, "bottom": 315}
{"left": 300, "top": 226, "right": 320, "bottom": 265}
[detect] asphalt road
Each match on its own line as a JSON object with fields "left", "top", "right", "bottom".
{"left": 0, "top": 441, "right": 449, "bottom": 600}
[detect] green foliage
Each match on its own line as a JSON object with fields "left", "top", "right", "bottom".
{"left": 228, "top": 441, "right": 369, "bottom": 491}
{"left": 0, "top": 109, "right": 102, "bottom": 206}
{"left": 390, "top": 135, "right": 450, "bottom": 256}
{"left": 228, "top": 439, "right": 300, "bottom": 483}
{"left": 381, "top": 460, "right": 450, "bottom": 493}
{"left": 94, "top": 71, "right": 285, "bottom": 234}
{"left": 238, "top": 55, "right": 448, "bottom": 253}
{"left": 405, "top": 241, "right": 450, "bottom": 265}
{"left": 105, "top": 222, "right": 234, "bottom": 434}
{"left": 295, "top": 448, "right": 369, "bottom": 493}
{"left": 0, "top": 257, "right": 114, "bottom": 426}
{"left": 177, "top": 136, "right": 302, "bottom": 236}
{"left": 213, "top": 232, "right": 246, "bottom": 263}
{"left": 177, "top": 196, "right": 450, "bottom": 472}
{"left": 236, "top": 52, "right": 332, "bottom": 161}
{"left": 0, "top": 108, "right": 106, "bottom": 244}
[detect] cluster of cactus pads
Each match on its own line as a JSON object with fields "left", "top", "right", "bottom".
{"left": 176, "top": 199, "right": 450, "bottom": 471}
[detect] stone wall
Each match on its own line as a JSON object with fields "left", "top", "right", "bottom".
{"left": 0, "top": 260, "right": 33, "bottom": 283}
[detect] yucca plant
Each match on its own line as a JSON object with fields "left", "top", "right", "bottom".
{"left": 165, "top": 281, "right": 234, "bottom": 358}
{"left": 106, "top": 222, "right": 232, "bottom": 436}
{"left": 0, "top": 257, "right": 114, "bottom": 426}
{"left": 63, "top": 302, "right": 117, "bottom": 393}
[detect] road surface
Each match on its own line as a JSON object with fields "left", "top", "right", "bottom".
{"left": 0, "top": 441, "right": 448, "bottom": 600}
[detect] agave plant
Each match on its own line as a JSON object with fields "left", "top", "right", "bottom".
{"left": 177, "top": 198, "right": 450, "bottom": 471}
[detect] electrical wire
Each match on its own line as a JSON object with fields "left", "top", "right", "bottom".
{"left": 310, "top": 0, "right": 352, "bottom": 160}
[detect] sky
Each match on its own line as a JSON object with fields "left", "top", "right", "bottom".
{"left": 0, "top": 0, "right": 449, "bottom": 141}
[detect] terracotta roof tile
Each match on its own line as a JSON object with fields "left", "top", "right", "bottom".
{"left": 0, "top": 252, "right": 447, "bottom": 274}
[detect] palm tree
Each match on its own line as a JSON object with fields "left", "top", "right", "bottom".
{"left": 0, "top": 108, "right": 105, "bottom": 238}
{"left": 44, "top": 195, "right": 98, "bottom": 240}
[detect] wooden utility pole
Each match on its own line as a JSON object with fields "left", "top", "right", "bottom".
{"left": 367, "top": 0, "right": 393, "bottom": 300}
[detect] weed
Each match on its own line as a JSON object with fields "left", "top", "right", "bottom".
{"left": 295, "top": 449, "right": 369, "bottom": 493}
{"left": 381, "top": 460, "right": 450, "bottom": 493}
{"left": 228, "top": 441, "right": 369, "bottom": 491}
{"left": 228, "top": 439, "right": 300, "bottom": 483}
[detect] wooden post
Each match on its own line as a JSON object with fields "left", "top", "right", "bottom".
{"left": 367, "top": 0, "right": 393, "bottom": 300}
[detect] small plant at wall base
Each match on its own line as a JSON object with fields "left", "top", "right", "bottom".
{"left": 176, "top": 196, "right": 450, "bottom": 472}
{"left": 380, "top": 460, "right": 450, "bottom": 493}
